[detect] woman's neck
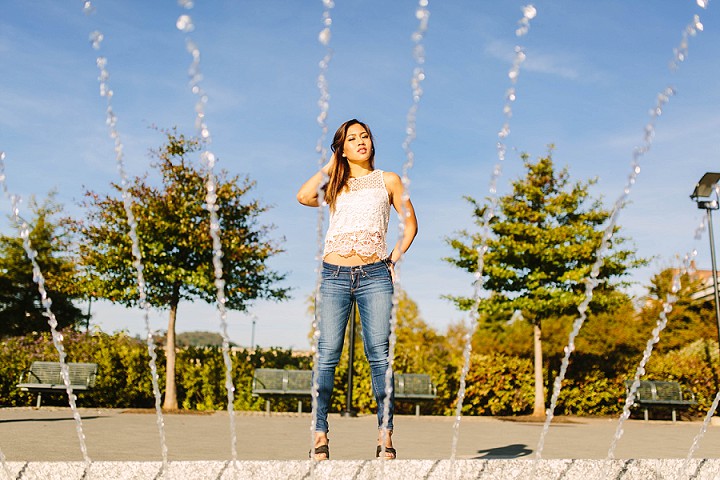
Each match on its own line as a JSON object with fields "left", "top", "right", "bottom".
{"left": 348, "top": 162, "right": 373, "bottom": 178}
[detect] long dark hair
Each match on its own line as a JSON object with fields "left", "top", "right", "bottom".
{"left": 324, "top": 119, "right": 375, "bottom": 210}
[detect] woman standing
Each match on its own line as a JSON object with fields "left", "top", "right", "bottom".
{"left": 297, "top": 119, "right": 418, "bottom": 460}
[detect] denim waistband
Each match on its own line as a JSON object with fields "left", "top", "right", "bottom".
{"left": 322, "top": 259, "right": 390, "bottom": 273}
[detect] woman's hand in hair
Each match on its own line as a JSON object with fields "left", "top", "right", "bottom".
{"left": 321, "top": 152, "right": 337, "bottom": 175}
{"left": 297, "top": 154, "right": 335, "bottom": 207}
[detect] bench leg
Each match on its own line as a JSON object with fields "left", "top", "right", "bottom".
{"left": 644, "top": 409, "right": 648, "bottom": 422}
{"left": 298, "top": 400, "right": 302, "bottom": 414}
{"left": 36, "top": 392, "right": 42, "bottom": 409}
{"left": 265, "top": 400, "right": 271, "bottom": 415}
{"left": 415, "top": 404, "right": 420, "bottom": 417}
{"left": 672, "top": 409, "right": 677, "bottom": 423}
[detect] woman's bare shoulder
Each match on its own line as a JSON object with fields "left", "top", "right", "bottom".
{"left": 382, "top": 170, "right": 402, "bottom": 186}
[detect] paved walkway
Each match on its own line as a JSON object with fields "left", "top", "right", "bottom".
{"left": 2, "top": 407, "right": 720, "bottom": 462}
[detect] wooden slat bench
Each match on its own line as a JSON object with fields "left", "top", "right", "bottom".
{"left": 625, "top": 380, "right": 697, "bottom": 422}
{"left": 394, "top": 373, "right": 438, "bottom": 416}
{"left": 251, "top": 368, "right": 312, "bottom": 414}
{"left": 17, "top": 361, "right": 98, "bottom": 408}
{"left": 251, "top": 368, "right": 437, "bottom": 416}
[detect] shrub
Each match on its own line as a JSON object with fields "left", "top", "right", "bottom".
{"left": 460, "top": 352, "right": 535, "bottom": 416}
{"left": 555, "top": 373, "right": 624, "bottom": 416}
{"left": 644, "top": 339, "right": 719, "bottom": 417}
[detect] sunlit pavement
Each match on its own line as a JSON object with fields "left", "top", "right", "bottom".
{"left": 2, "top": 407, "right": 720, "bottom": 461}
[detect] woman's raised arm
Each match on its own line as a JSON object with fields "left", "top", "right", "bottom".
{"left": 297, "top": 157, "right": 334, "bottom": 207}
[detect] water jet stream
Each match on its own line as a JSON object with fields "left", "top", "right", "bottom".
{"left": 536, "top": 9, "right": 706, "bottom": 459}
{"left": 378, "top": 0, "right": 430, "bottom": 469}
{"left": 175, "top": 1, "right": 239, "bottom": 468}
{"left": 0, "top": 153, "right": 91, "bottom": 476}
{"left": 82, "top": 3, "right": 169, "bottom": 470}
{"left": 309, "top": 1, "right": 335, "bottom": 474}
{"left": 449, "top": 5, "right": 536, "bottom": 468}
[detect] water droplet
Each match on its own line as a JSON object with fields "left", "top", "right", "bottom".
{"left": 697, "top": 0, "right": 708, "bottom": 8}
{"left": 202, "top": 151, "right": 216, "bottom": 168}
{"left": 695, "top": 18, "right": 704, "bottom": 31}
{"left": 82, "top": 1, "right": 95, "bottom": 15}
{"left": 89, "top": 31, "right": 104, "bottom": 50}
{"left": 176, "top": 15, "right": 194, "bottom": 32}
{"left": 523, "top": 5, "right": 537, "bottom": 19}
{"left": 178, "top": 0, "right": 194, "bottom": 8}
{"left": 318, "top": 28, "right": 331, "bottom": 46}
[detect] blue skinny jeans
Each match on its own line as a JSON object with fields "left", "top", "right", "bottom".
{"left": 314, "top": 260, "right": 395, "bottom": 433}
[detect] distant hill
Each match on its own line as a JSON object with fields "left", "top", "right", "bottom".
{"left": 176, "top": 331, "right": 233, "bottom": 347}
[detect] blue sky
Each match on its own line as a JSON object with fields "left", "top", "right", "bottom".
{"left": 1, "top": 1, "right": 719, "bottom": 349}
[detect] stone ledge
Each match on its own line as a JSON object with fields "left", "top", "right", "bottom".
{"left": 4, "top": 458, "right": 720, "bottom": 480}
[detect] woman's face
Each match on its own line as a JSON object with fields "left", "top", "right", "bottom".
{"left": 342, "top": 123, "right": 373, "bottom": 163}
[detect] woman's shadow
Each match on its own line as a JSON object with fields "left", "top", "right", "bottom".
{"left": 473, "top": 443, "right": 533, "bottom": 459}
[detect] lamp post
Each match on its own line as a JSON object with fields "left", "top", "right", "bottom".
{"left": 690, "top": 172, "right": 720, "bottom": 355}
{"left": 250, "top": 315, "right": 257, "bottom": 350}
{"left": 86, "top": 297, "right": 92, "bottom": 333}
{"left": 342, "top": 301, "right": 358, "bottom": 417}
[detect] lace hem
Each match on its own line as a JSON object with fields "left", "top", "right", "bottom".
{"left": 323, "top": 230, "right": 387, "bottom": 259}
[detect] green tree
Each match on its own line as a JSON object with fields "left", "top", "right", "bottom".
{"left": 0, "top": 194, "right": 86, "bottom": 337}
{"left": 394, "top": 290, "right": 449, "bottom": 376}
{"left": 445, "top": 151, "right": 646, "bottom": 416}
{"left": 640, "top": 266, "right": 717, "bottom": 353}
{"left": 73, "top": 129, "right": 289, "bottom": 410}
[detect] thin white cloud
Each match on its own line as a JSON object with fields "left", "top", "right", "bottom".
{"left": 484, "top": 39, "right": 584, "bottom": 81}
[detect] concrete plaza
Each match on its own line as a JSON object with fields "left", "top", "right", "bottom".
{"left": 2, "top": 407, "right": 720, "bottom": 461}
{"left": 3, "top": 407, "right": 720, "bottom": 478}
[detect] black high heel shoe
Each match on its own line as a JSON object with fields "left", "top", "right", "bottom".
{"left": 311, "top": 444, "right": 330, "bottom": 461}
{"left": 376, "top": 445, "right": 397, "bottom": 459}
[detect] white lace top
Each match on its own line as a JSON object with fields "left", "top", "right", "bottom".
{"left": 323, "top": 169, "right": 390, "bottom": 259}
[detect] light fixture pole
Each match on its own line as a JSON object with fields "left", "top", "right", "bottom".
{"left": 251, "top": 315, "right": 257, "bottom": 350}
{"left": 342, "top": 301, "right": 358, "bottom": 417}
{"left": 86, "top": 296, "right": 93, "bottom": 333}
{"left": 691, "top": 172, "right": 720, "bottom": 355}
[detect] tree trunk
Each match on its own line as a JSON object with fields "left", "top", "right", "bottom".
{"left": 533, "top": 321, "right": 546, "bottom": 417}
{"left": 163, "top": 299, "right": 179, "bottom": 411}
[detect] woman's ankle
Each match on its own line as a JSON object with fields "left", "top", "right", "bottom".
{"left": 314, "top": 432, "right": 329, "bottom": 447}
{"left": 377, "top": 429, "right": 393, "bottom": 447}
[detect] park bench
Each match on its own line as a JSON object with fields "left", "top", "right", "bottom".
{"left": 394, "top": 373, "right": 437, "bottom": 416}
{"left": 17, "top": 361, "right": 98, "bottom": 408}
{"left": 625, "top": 380, "right": 697, "bottom": 422}
{"left": 251, "top": 368, "right": 313, "bottom": 414}
{"left": 251, "top": 368, "right": 437, "bottom": 416}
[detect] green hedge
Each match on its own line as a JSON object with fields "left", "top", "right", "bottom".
{"left": 459, "top": 353, "right": 535, "bottom": 416}
{"left": 3, "top": 331, "right": 718, "bottom": 417}
{"left": 0, "top": 330, "right": 310, "bottom": 410}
